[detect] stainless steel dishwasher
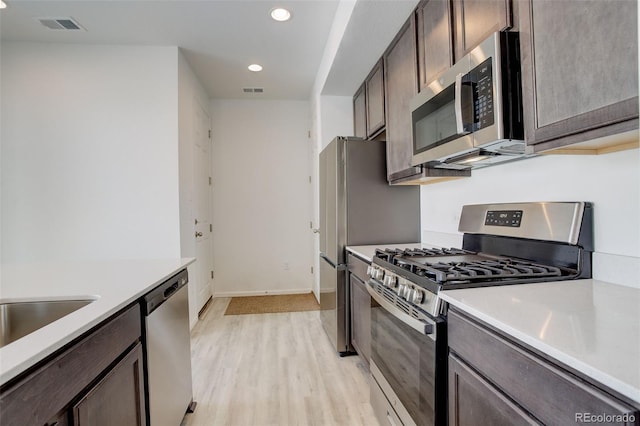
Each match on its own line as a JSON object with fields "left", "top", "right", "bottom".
{"left": 142, "top": 269, "right": 195, "bottom": 426}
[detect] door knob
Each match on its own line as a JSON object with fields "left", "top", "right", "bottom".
{"left": 195, "top": 231, "right": 203, "bottom": 237}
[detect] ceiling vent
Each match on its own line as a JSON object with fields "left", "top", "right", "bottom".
{"left": 242, "top": 87, "right": 264, "bottom": 93}
{"left": 37, "top": 17, "right": 85, "bottom": 31}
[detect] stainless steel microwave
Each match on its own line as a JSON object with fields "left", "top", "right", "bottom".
{"left": 411, "top": 32, "right": 529, "bottom": 170}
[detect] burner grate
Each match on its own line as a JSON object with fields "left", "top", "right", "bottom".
{"left": 374, "top": 247, "right": 475, "bottom": 262}
{"left": 416, "top": 259, "right": 562, "bottom": 284}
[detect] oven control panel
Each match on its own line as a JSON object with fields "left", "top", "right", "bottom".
{"left": 368, "top": 265, "right": 437, "bottom": 315}
{"left": 485, "top": 210, "right": 523, "bottom": 227}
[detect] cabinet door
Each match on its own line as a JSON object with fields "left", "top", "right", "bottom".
{"left": 449, "top": 354, "right": 540, "bottom": 426}
{"left": 72, "top": 344, "right": 146, "bottom": 426}
{"left": 365, "top": 60, "right": 385, "bottom": 137}
{"left": 416, "top": 0, "right": 453, "bottom": 90}
{"left": 519, "top": 0, "right": 638, "bottom": 151}
{"left": 353, "top": 84, "right": 367, "bottom": 138}
{"left": 350, "top": 274, "right": 371, "bottom": 366}
{"left": 452, "top": 0, "right": 511, "bottom": 61}
{"left": 384, "top": 17, "right": 418, "bottom": 180}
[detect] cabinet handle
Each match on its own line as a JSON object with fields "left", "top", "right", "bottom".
{"left": 386, "top": 411, "right": 398, "bottom": 426}
{"left": 195, "top": 231, "right": 203, "bottom": 237}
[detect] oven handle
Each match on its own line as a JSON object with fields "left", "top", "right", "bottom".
{"left": 366, "top": 281, "right": 436, "bottom": 337}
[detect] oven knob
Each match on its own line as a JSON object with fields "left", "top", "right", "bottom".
{"left": 366, "top": 265, "right": 373, "bottom": 277}
{"left": 370, "top": 267, "right": 379, "bottom": 280}
{"left": 383, "top": 274, "right": 397, "bottom": 288}
{"left": 375, "top": 269, "right": 384, "bottom": 281}
{"left": 397, "top": 283, "right": 407, "bottom": 297}
{"left": 407, "top": 287, "right": 416, "bottom": 300}
{"left": 412, "top": 289, "right": 424, "bottom": 304}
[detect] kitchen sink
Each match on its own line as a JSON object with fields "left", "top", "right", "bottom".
{"left": 0, "top": 299, "right": 94, "bottom": 348}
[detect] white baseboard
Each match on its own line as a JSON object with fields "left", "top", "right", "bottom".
{"left": 213, "top": 288, "right": 313, "bottom": 298}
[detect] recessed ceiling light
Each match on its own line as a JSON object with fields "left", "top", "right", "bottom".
{"left": 270, "top": 7, "right": 291, "bottom": 22}
{"left": 248, "top": 64, "right": 263, "bottom": 72}
{"left": 0, "top": 1, "right": 7, "bottom": 9}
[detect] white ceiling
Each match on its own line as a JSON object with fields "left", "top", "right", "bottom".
{"left": 0, "top": 0, "right": 419, "bottom": 100}
{"left": 322, "top": 0, "right": 418, "bottom": 96}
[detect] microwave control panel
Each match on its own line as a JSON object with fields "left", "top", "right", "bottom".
{"left": 470, "top": 58, "right": 495, "bottom": 130}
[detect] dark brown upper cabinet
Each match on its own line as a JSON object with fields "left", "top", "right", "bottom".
{"left": 365, "top": 59, "right": 386, "bottom": 138}
{"left": 416, "top": 0, "right": 454, "bottom": 91}
{"left": 353, "top": 83, "right": 367, "bottom": 139}
{"left": 417, "top": 0, "right": 511, "bottom": 90}
{"left": 452, "top": 0, "right": 512, "bottom": 62}
{"left": 383, "top": 17, "right": 419, "bottom": 179}
{"left": 519, "top": 0, "right": 639, "bottom": 152}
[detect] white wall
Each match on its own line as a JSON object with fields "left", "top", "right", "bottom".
{"left": 1, "top": 43, "right": 181, "bottom": 263}
{"left": 420, "top": 149, "right": 640, "bottom": 287}
{"left": 210, "top": 99, "right": 312, "bottom": 297}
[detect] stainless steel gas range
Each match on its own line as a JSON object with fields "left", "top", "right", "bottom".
{"left": 366, "top": 202, "right": 593, "bottom": 426}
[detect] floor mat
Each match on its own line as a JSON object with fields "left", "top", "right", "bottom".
{"left": 224, "top": 292, "right": 320, "bottom": 315}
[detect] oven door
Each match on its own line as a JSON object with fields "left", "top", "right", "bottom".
{"left": 367, "top": 282, "right": 447, "bottom": 426}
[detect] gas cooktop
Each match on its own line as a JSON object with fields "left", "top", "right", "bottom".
{"left": 367, "top": 202, "right": 593, "bottom": 317}
{"left": 374, "top": 247, "right": 570, "bottom": 287}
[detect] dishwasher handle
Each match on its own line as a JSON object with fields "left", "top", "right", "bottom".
{"left": 163, "top": 283, "right": 179, "bottom": 298}
{"left": 143, "top": 269, "right": 189, "bottom": 316}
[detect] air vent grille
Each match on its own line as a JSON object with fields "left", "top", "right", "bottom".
{"left": 37, "top": 17, "right": 84, "bottom": 31}
{"left": 242, "top": 87, "right": 264, "bottom": 93}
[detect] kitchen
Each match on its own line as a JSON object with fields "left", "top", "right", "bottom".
{"left": 1, "top": 0, "right": 639, "bottom": 425}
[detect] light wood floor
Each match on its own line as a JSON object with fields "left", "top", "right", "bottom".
{"left": 182, "top": 298, "right": 380, "bottom": 426}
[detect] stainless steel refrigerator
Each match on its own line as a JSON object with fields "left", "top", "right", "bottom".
{"left": 319, "top": 136, "right": 420, "bottom": 355}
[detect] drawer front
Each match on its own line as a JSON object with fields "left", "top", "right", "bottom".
{"left": 347, "top": 252, "right": 370, "bottom": 282}
{"left": 448, "top": 309, "right": 638, "bottom": 426}
{"left": 0, "top": 304, "right": 142, "bottom": 426}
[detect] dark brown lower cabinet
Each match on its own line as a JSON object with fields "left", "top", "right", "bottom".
{"left": 448, "top": 308, "right": 640, "bottom": 426}
{"left": 350, "top": 274, "right": 371, "bottom": 366}
{"left": 449, "top": 354, "right": 539, "bottom": 426}
{"left": 45, "top": 410, "right": 70, "bottom": 426}
{"left": 347, "top": 253, "right": 372, "bottom": 367}
{"left": 73, "top": 343, "right": 146, "bottom": 426}
{"left": 0, "top": 304, "right": 145, "bottom": 426}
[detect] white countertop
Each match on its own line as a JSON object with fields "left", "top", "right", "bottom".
{"left": 346, "top": 243, "right": 423, "bottom": 263}
{"left": 439, "top": 279, "right": 640, "bottom": 404}
{"left": 0, "top": 258, "right": 195, "bottom": 386}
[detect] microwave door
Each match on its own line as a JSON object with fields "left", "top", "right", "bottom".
{"left": 411, "top": 76, "right": 475, "bottom": 166}
{"left": 411, "top": 90, "right": 472, "bottom": 164}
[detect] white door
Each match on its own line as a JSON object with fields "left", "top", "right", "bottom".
{"left": 193, "top": 99, "right": 213, "bottom": 313}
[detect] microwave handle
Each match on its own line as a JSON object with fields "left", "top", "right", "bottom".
{"left": 454, "top": 73, "right": 465, "bottom": 134}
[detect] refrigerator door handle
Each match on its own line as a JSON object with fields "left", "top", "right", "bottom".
{"left": 320, "top": 254, "right": 347, "bottom": 271}
{"left": 320, "top": 253, "right": 334, "bottom": 266}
